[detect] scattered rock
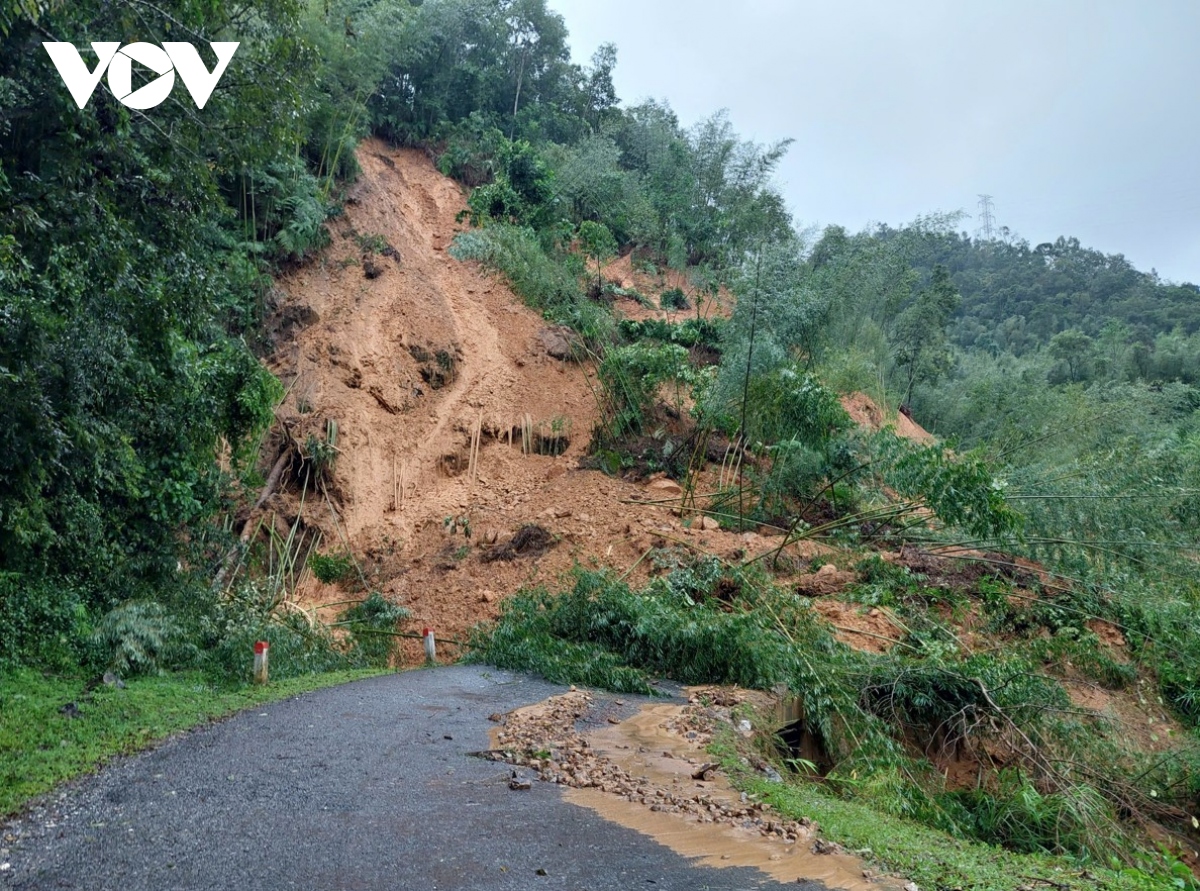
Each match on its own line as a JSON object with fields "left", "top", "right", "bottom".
{"left": 537, "top": 326, "right": 579, "bottom": 361}
{"left": 483, "top": 524, "right": 556, "bottom": 563}
{"left": 363, "top": 256, "right": 384, "bottom": 279}
{"left": 647, "top": 478, "right": 684, "bottom": 498}
{"left": 489, "top": 691, "right": 812, "bottom": 848}
{"left": 794, "top": 565, "right": 857, "bottom": 597}
{"left": 699, "top": 516, "right": 720, "bottom": 531}
{"left": 812, "top": 839, "right": 845, "bottom": 855}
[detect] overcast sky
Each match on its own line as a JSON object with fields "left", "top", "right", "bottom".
{"left": 547, "top": 0, "right": 1200, "bottom": 285}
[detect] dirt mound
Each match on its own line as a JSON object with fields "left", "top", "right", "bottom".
{"left": 811, "top": 601, "right": 904, "bottom": 654}
{"left": 840, "top": 392, "right": 934, "bottom": 444}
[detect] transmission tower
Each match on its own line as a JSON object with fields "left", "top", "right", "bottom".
{"left": 977, "top": 194, "right": 996, "bottom": 240}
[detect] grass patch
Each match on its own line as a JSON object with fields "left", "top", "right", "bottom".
{"left": 0, "top": 667, "right": 385, "bottom": 818}
{"left": 711, "top": 734, "right": 1191, "bottom": 891}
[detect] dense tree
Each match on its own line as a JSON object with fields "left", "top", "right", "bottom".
{"left": 891, "top": 265, "right": 961, "bottom": 405}
{"left": 577, "top": 220, "right": 617, "bottom": 294}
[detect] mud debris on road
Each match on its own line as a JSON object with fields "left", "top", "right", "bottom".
{"left": 480, "top": 686, "right": 890, "bottom": 890}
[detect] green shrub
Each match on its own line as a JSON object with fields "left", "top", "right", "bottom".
{"left": 202, "top": 607, "right": 348, "bottom": 684}
{"left": 91, "top": 601, "right": 189, "bottom": 677}
{"left": 870, "top": 432, "right": 1025, "bottom": 541}
{"left": 340, "top": 593, "right": 411, "bottom": 665}
{"left": 450, "top": 226, "right": 582, "bottom": 315}
{"left": 0, "top": 573, "right": 88, "bottom": 671}
{"left": 618, "top": 317, "right": 723, "bottom": 350}
{"left": 471, "top": 568, "right": 803, "bottom": 692}
{"left": 951, "top": 771, "right": 1118, "bottom": 860}
{"left": 309, "top": 552, "right": 356, "bottom": 585}
{"left": 596, "top": 341, "right": 692, "bottom": 440}
{"left": 743, "top": 367, "right": 851, "bottom": 447}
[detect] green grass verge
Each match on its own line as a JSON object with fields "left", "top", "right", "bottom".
{"left": 0, "top": 668, "right": 387, "bottom": 818}
{"left": 711, "top": 737, "right": 1189, "bottom": 891}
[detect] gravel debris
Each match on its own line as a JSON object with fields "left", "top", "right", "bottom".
{"left": 479, "top": 689, "right": 817, "bottom": 846}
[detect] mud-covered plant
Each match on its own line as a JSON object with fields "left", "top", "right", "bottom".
{"left": 302, "top": 419, "right": 340, "bottom": 484}
{"left": 443, "top": 514, "right": 472, "bottom": 538}
{"left": 659, "top": 287, "right": 690, "bottom": 310}
{"left": 534, "top": 416, "right": 571, "bottom": 456}
{"left": 354, "top": 232, "right": 388, "bottom": 254}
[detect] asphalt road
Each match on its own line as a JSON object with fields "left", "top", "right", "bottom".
{"left": 1, "top": 667, "right": 822, "bottom": 890}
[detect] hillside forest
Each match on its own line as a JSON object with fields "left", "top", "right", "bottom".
{"left": 4, "top": 1, "right": 1200, "bottom": 887}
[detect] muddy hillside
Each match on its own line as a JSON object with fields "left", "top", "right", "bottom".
{"left": 259, "top": 139, "right": 836, "bottom": 655}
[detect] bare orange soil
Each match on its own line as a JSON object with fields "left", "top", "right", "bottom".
{"left": 264, "top": 140, "right": 810, "bottom": 659}
{"left": 839, "top": 392, "right": 934, "bottom": 445}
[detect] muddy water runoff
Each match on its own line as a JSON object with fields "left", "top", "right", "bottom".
{"left": 564, "top": 699, "right": 887, "bottom": 890}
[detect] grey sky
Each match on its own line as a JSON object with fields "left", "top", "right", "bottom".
{"left": 548, "top": 0, "right": 1200, "bottom": 285}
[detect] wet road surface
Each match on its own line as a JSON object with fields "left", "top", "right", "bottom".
{"left": 2, "top": 667, "right": 823, "bottom": 890}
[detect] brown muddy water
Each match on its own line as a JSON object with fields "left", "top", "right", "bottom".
{"left": 565, "top": 700, "right": 888, "bottom": 890}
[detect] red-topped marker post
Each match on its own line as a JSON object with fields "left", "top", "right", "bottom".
{"left": 253, "top": 640, "right": 269, "bottom": 684}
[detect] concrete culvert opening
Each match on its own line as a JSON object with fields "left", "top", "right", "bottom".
{"left": 775, "top": 700, "right": 835, "bottom": 776}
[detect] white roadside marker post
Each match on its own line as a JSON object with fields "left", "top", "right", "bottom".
{"left": 253, "top": 640, "right": 269, "bottom": 684}
{"left": 423, "top": 628, "right": 436, "bottom": 665}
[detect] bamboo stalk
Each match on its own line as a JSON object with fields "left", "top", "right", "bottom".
{"left": 469, "top": 413, "right": 483, "bottom": 482}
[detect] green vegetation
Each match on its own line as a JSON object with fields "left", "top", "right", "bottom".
{"left": 309, "top": 551, "right": 357, "bottom": 585}
{"left": 473, "top": 562, "right": 1200, "bottom": 886}
{"left": 722, "top": 751, "right": 1193, "bottom": 891}
{"left": 1, "top": 0, "right": 424, "bottom": 686}
{"left": 659, "top": 287, "right": 690, "bottom": 310}
{"left": 0, "top": 668, "right": 384, "bottom": 818}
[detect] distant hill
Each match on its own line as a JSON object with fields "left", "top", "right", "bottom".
{"left": 870, "top": 226, "right": 1200, "bottom": 354}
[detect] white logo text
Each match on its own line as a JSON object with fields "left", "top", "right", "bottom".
{"left": 43, "top": 41, "right": 239, "bottom": 110}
